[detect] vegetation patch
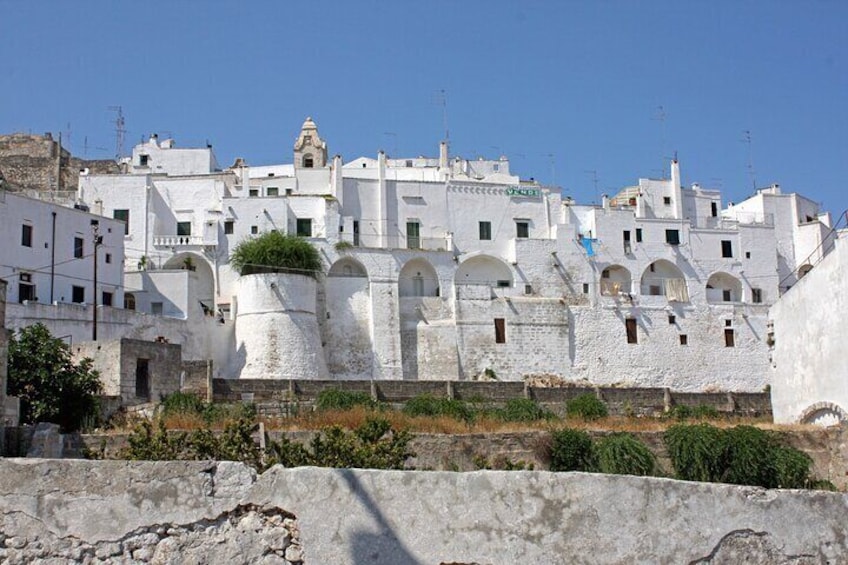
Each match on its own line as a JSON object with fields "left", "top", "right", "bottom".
{"left": 229, "top": 231, "right": 322, "bottom": 278}
{"left": 566, "top": 393, "right": 609, "bottom": 421}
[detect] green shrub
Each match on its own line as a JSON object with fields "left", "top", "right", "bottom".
{"left": 403, "top": 394, "right": 475, "bottom": 423}
{"left": 721, "top": 425, "right": 775, "bottom": 487}
{"left": 230, "top": 231, "right": 323, "bottom": 278}
{"left": 664, "top": 423, "right": 727, "bottom": 482}
{"left": 496, "top": 398, "right": 555, "bottom": 422}
{"left": 161, "top": 391, "right": 206, "bottom": 417}
{"left": 316, "top": 388, "right": 377, "bottom": 411}
{"left": 593, "top": 433, "right": 657, "bottom": 476}
{"left": 664, "top": 404, "right": 721, "bottom": 421}
{"left": 771, "top": 445, "right": 813, "bottom": 489}
{"left": 566, "top": 393, "right": 608, "bottom": 421}
{"left": 549, "top": 428, "right": 595, "bottom": 472}
{"left": 122, "top": 420, "right": 187, "bottom": 461}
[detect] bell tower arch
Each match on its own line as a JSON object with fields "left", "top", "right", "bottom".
{"left": 293, "top": 116, "right": 328, "bottom": 169}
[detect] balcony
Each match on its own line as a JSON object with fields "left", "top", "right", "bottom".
{"left": 153, "top": 235, "right": 212, "bottom": 248}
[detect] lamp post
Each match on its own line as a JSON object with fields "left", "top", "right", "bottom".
{"left": 92, "top": 224, "right": 103, "bottom": 341}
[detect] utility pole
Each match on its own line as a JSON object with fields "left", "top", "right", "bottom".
{"left": 92, "top": 224, "right": 103, "bottom": 341}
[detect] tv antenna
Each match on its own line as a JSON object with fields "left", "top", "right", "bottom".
{"left": 653, "top": 105, "right": 667, "bottom": 169}
{"left": 547, "top": 153, "right": 556, "bottom": 187}
{"left": 742, "top": 130, "right": 757, "bottom": 191}
{"left": 584, "top": 169, "right": 599, "bottom": 204}
{"left": 108, "top": 106, "right": 126, "bottom": 160}
{"left": 433, "top": 89, "right": 449, "bottom": 142}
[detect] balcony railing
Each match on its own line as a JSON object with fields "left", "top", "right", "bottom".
{"left": 153, "top": 235, "right": 208, "bottom": 247}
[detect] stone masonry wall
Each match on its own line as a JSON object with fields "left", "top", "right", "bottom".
{"left": 0, "top": 459, "right": 846, "bottom": 564}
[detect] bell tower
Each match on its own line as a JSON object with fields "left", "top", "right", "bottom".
{"left": 293, "top": 116, "right": 328, "bottom": 169}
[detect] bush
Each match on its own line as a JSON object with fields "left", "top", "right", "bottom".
{"left": 664, "top": 423, "right": 727, "bottom": 483}
{"left": 771, "top": 445, "right": 813, "bottom": 489}
{"left": 229, "top": 231, "right": 323, "bottom": 278}
{"left": 7, "top": 323, "right": 103, "bottom": 431}
{"left": 664, "top": 404, "right": 720, "bottom": 421}
{"left": 495, "top": 398, "right": 555, "bottom": 422}
{"left": 161, "top": 391, "right": 206, "bottom": 416}
{"left": 722, "top": 425, "right": 775, "bottom": 487}
{"left": 403, "top": 394, "right": 475, "bottom": 423}
{"left": 549, "top": 428, "right": 595, "bottom": 472}
{"left": 316, "top": 388, "right": 377, "bottom": 411}
{"left": 159, "top": 392, "right": 256, "bottom": 426}
{"left": 593, "top": 433, "right": 657, "bottom": 476}
{"left": 566, "top": 393, "right": 608, "bottom": 421}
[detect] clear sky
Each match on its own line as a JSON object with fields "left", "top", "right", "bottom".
{"left": 2, "top": 1, "right": 846, "bottom": 216}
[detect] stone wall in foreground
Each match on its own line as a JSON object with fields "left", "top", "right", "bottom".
{"left": 0, "top": 459, "right": 846, "bottom": 564}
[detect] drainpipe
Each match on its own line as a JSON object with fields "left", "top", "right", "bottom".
{"left": 50, "top": 211, "right": 57, "bottom": 303}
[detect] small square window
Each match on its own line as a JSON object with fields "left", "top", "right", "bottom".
{"left": 636, "top": 228, "right": 643, "bottom": 242}
{"left": 665, "top": 229, "right": 680, "bottom": 245}
{"left": 722, "top": 289, "right": 732, "bottom": 302}
{"left": 139, "top": 154, "right": 149, "bottom": 166}
{"left": 524, "top": 284, "right": 533, "bottom": 295}
{"left": 582, "top": 283, "right": 590, "bottom": 294}
{"left": 266, "top": 187, "right": 279, "bottom": 197}
{"left": 745, "top": 251, "right": 751, "bottom": 259}
{"left": 102, "top": 291, "right": 113, "bottom": 307}
{"left": 151, "top": 302, "right": 163, "bottom": 315}
{"left": 721, "top": 240, "right": 733, "bottom": 258}
{"left": 250, "top": 225, "right": 258, "bottom": 235}
{"left": 285, "top": 188, "right": 293, "bottom": 196}
{"left": 479, "top": 221, "right": 492, "bottom": 240}
{"left": 297, "top": 218, "right": 313, "bottom": 237}
{"left": 516, "top": 221, "right": 529, "bottom": 238}
{"left": 668, "top": 315, "right": 676, "bottom": 324}
{"left": 752, "top": 288, "right": 763, "bottom": 303}
{"left": 494, "top": 318, "right": 506, "bottom": 344}
{"left": 113, "top": 209, "right": 130, "bottom": 235}
{"left": 711, "top": 202, "right": 718, "bottom": 217}
{"left": 224, "top": 220, "right": 234, "bottom": 235}
{"left": 105, "top": 253, "right": 112, "bottom": 264}
{"left": 725, "top": 319, "right": 732, "bottom": 327}
{"left": 663, "top": 196, "right": 672, "bottom": 205}
{"left": 21, "top": 224, "right": 33, "bottom": 247}
{"left": 649, "top": 285, "right": 661, "bottom": 296}
{"left": 496, "top": 280, "right": 510, "bottom": 288}
{"left": 679, "top": 334, "right": 688, "bottom": 345}
{"left": 177, "top": 222, "right": 191, "bottom": 236}
{"left": 249, "top": 189, "right": 259, "bottom": 197}
{"left": 72, "top": 285, "right": 85, "bottom": 303}
{"left": 74, "top": 237, "right": 84, "bottom": 258}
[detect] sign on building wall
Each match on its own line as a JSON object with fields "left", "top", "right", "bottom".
{"left": 506, "top": 187, "right": 541, "bottom": 198}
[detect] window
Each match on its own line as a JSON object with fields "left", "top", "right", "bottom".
{"left": 724, "top": 328, "right": 735, "bottom": 347}
{"left": 623, "top": 230, "right": 631, "bottom": 253}
{"left": 582, "top": 283, "right": 590, "bottom": 294}
{"left": 303, "top": 155, "right": 314, "bottom": 168}
{"left": 668, "top": 315, "right": 676, "bottom": 324}
{"left": 72, "top": 285, "right": 85, "bottom": 303}
{"left": 496, "top": 280, "right": 510, "bottom": 288}
{"left": 113, "top": 209, "right": 129, "bottom": 235}
{"left": 105, "top": 253, "right": 112, "bottom": 264}
{"left": 297, "top": 218, "right": 313, "bottom": 237}
{"left": 139, "top": 154, "right": 149, "bottom": 166}
{"left": 524, "top": 284, "right": 533, "bottom": 295}
{"left": 353, "top": 220, "right": 360, "bottom": 246}
{"left": 626, "top": 318, "right": 638, "bottom": 344}
{"left": 635, "top": 228, "right": 643, "bottom": 242}
{"left": 711, "top": 202, "right": 718, "bottom": 217}
{"left": 515, "top": 221, "right": 529, "bottom": 238}
{"left": 665, "top": 230, "right": 680, "bottom": 245}
{"left": 18, "top": 273, "right": 35, "bottom": 303}
{"left": 177, "top": 222, "right": 192, "bottom": 236}
{"left": 74, "top": 237, "right": 84, "bottom": 258}
{"left": 405, "top": 160, "right": 413, "bottom": 167}
{"left": 266, "top": 187, "right": 279, "bottom": 196}
{"left": 663, "top": 196, "right": 672, "bottom": 205}
{"left": 649, "top": 285, "right": 661, "bottom": 296}
{"left": 250, "top": 225, "right": 258, "bottom": 235}
{"left": 102, "top": 291, "right": 113, "bottom": 307}
{"left": 249, "top": 189, "right": 259, "bottom": 197}
{"left": 601, "top": 269, "right": 610, "bottom": 279}
{"left": 224, "top": 220, "right": 234, "bottom": 235}
{"left": 151, "top": 302, "right": 163, "bottom": 315}
{"left": 494, "top": 318, "right": 506, "bottom": 344}
{"left": 721, "top": 240, "right": 733, "bottom": 258}
{"left": 21, "top": 224, "right": 33, "bottom": 247}
{"left": 135, "top": 359, "right": 150, "bottom": 399}
{"left": 725, "top": 319, "right": 732, "bottom": 327}
{"left": 124, "top": 293, "right": 136, "bottom": 310}
{"left": 479, "top": 221, "right": 492, "bottom": 240}
{"left": 680, "top": 334, "right": 688, "bottom": 346}
{"left": 722, "top": 289, "right": 732, "bottom": 302}
{"left": 745, "top": 251, "right": 751, "bottom": 259}
{"left": 406, "top": 221, "right": 420, "bottom": 248}
{"left": 285, "top": 188, "right": 293, "bottom": 196}
{"left": 752, "top": 288, "right": 763, "bottom": 304}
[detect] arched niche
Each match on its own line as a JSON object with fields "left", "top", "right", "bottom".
{"left": 399, "top": 258, "right": 439, "bottom": 297}
{"left": 705, "top": 272, "right": 743, "bottom": 303}
{"left": 328, "top": 257, "right": 368, "bottom": 278}
{"left": 799, "top": 402, "right": 847, "bottom": 427}
{"left": 454, "top": 255, "right": 513, "bottom": 287}
{"left": 640, "top": 259, "right": 688, "bottom": 301}
{"left": 124, "top": 293, "right": 136, "bottom": 310}
{"left": 600, "top": 264, "right": 632, "bottom": 296}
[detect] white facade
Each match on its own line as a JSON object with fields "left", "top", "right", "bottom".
{"left": 75, "top": 118, "right": 837, "bottom": 390}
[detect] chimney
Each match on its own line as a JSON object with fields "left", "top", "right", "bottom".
{"left": 439, "top": 141, "right": 448, "bottom": 169}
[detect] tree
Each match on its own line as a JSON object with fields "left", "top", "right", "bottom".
{"left": 229, "top": 231, "right": 323, "bottom": 278}
{"left": 7, "top": 323, "right": 103, "bottom": 431}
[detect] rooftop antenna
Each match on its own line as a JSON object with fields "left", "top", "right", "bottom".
{"left": 742, "top": 130, "right": 757, "bottom": 191}
{"left": 108, "top": 106, "right": 126, "bottom": 160}
{"left": 547, "top": 153, "right": 556, "bottom": 187}
{"left": 653, "top": 105, "right": 667, "bottom": 171}
{"left": 383, "top": 132, "right": 398, "bottom": 156}
{"left": 584, "top": 169, "right": 599, "bottom": 204}
{"left": 433, "top": 89, "right": 449, "bottom": 143}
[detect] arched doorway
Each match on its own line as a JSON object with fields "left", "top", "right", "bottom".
{"left": 706, "top": 272, "right": 743, "bottom": 303}
{"left": 399, "top": 258, "right": 439, "bottom": 297}
{"left": 600, "top": 264, "right": 632, "bottom": 296}
{"left": 641, "top": 260, "right": 688, "bottom": 301}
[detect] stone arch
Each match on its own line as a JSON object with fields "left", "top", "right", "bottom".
{"left": 798, "top": 264, "right": 813, "bottom": 279}
{"left": 328, "top": 257, "right": 368, "bottom": 278}
{"left": 640, "top": 259, "right": 687, "bottom": 300}
{"left": 399, "top": 258, "right": 439, "bottom": 297}
{"left": 600, "top": 264, "right": 632, "bottom": 296}
{"left": 705, "top": 271, "right": 743, "bottom": 303}
{"left": 163, "top": 251, "right": 215, "bottom": 309}
{"left": 454, "top": 255, "right": 513, "bottom": 287}
{"left": 124, "top": 292, "right": 136, "bottom": 310}
{"left": 799, "top": 401, "right": 847, "bottom": 427}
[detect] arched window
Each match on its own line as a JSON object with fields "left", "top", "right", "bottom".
{"left": 124, "top": 293, "right": 136, "bottom": 310}
{"left": 302, "top": 155, "right": 314, "bottom": 168}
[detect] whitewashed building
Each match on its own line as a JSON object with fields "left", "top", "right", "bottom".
{"left": 75, "top": 118, "right": 836, "bottom": 391}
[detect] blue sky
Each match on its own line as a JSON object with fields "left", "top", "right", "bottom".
{"left": 2, "top": 1, "right": 846, "bottom": 215}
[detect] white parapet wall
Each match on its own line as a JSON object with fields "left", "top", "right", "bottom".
{"left": 234, "top": 272, "right": 328, "bottom": 379}
{"left": 771, "top": 236, "right": 848, "bottom": 424}
{"left": 0, "top": 460, "right": 846, "bottom": 564}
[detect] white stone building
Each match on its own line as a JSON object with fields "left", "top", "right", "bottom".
{"left": 75, "top": 118, "right": 837, "bottom": 391}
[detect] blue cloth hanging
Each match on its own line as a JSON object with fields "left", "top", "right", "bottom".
{"left": 582, "top": 238, "right": 597, "bottom": 257}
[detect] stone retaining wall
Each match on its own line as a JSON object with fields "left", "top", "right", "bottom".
{"left": 0, "top": 459, "right": 846, "bottom": 564}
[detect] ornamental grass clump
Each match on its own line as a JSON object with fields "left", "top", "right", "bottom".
{"left": 230, "top": 231, "right": 323, "bottom": 278}
{"left": 593, "top": 433, "right": 657, "bottom": 477}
